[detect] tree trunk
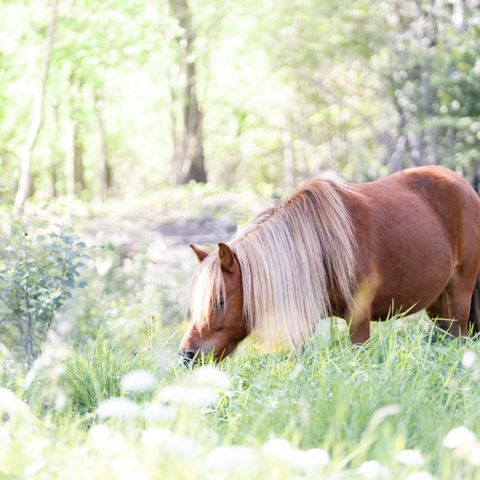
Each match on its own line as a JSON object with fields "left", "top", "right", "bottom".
{"left": 50, "top": 103, "right": 61, "bottom": 197}
{"left": 94, "top": 90, "right": 112, "bottom": 200}
{"left": 14, "top": 0, "right": 58, "bottom": 216}
{"left": 169, "top": 0, "right": 207, "bottom": 184}
{"left": 73, "top": 123, "right": 85, "bottom": 195}
{"left": 452, "top": 0, "right": 467, "bottom": 31}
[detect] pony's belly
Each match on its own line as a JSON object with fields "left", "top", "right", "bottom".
{"left": 362, "top": 188, "right": 455, "bottom": 321}
{"left": 370, "top": 245, "right": 453, "bottom": 320}
{"left": 371, "top": 254, "right": 452, "bottom": 320}
{"left": 371, "top": 298, "right": 430, "bottom": 321}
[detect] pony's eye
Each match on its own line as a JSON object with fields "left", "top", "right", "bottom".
{"left": 218, "top": 299, "right": 225, "bottom": 309}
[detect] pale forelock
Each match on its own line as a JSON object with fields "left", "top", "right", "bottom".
{"left": 189, "top": 254, "right": 225, "bottom": 329}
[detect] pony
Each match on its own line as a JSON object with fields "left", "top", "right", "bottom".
{"left": 178, "top": 166, "right": 480, "bottom": 362}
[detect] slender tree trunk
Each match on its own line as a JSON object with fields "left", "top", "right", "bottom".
{"left": 169, "top": 0, "right": 207, "bottom": 184}
{"left": 73, "top": 122, "right": 85, "bottom": 195}
{"left": 452, "top": 0, "right": 467, "bottom": 31}
{"left": 94, "top": 90, "right": 112, "bottom": 200}
{"left": 50, "top": 103, "right": 61, "bottom": 197}
{"left": 66, "top": 73, "right": 86, "bottom": 197}
{"left": 14, "top": 0, "right": 58, "bottom": 216}
{"left": 65, "top": 119, "right": 75, "bottom": 196}
{"left": 169, "top": 85, "right": 183, "bottom": 184}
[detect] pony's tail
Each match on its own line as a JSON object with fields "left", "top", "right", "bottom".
{"left": 468, "top": 273, "right": 480, "bottom": 336}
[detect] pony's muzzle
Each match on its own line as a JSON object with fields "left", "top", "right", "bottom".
{"left": 177, "top": 348, "right": 200, "bottom": 366}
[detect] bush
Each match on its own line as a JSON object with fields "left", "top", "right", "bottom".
{"left": 0, "top": 223, "right": 88, "bottom": 365}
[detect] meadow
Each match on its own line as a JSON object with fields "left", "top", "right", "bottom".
{"left": 2, "top": 1, "right": 480, "bottom": 478}
{"left": 0, "top": 187, "right": 480, "bottom": 480}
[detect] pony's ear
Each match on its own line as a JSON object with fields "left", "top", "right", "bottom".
{"left": 190, "top": 244, "right": 208, "bottom": 263}
{"left": 218, "top": 242, "right": 234, "bottom": 272}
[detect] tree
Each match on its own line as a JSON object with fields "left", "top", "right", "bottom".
{"left": 381, "top": 0, "right": 480, "bottom": 184}
{"left": 94, "top": 89, "right": 113, "bottom": 200}
{"left": 169, "top": 0, "right": 207, "bottom": 184}
{"left": 13, "top": 0, "right": 58, "bottom": 216}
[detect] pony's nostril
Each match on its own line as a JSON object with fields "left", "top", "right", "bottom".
{"left": 177, "top": 349, "right": 198, "bottom": 366}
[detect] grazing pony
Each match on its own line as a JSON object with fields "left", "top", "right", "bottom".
{"left": 179, "top": 166, "right": 480, "bottom": 362}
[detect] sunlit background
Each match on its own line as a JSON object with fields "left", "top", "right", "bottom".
{"left": 1, "top": 0, "right": 480, "bottom": 211}
{"left": 1, "top": 1, "right": 480, "bottom": 478}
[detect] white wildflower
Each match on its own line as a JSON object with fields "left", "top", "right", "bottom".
{"left": 262, "top": 438, "right": 294, "bottom": 459}
{"left": 143, "top": 402, "right": 176, "bottom": 422}
{"left": 166, "top": 435, "right": 200, "bottom": 457}
{"left": 442, "top": 426, "right": 477, "bottom": 450}
{"left": 357, "top": 460, "right": 391, "bottom": 479}
{"left": 205, "top": 446, "right": 259, "bottom": 472}
{"left": 89, "top": 424, "right": 111, "bottom": 445}
{"left": 141, "top": 428, "right": 199, "bottom": 457}
{"left": 304, "top": 448, "right": 330, "bottom": 468}
{"left": 286, "top": 448, "right": 330, "bottom": 471}
{"left": 141, "top": 427, "right": 172, "bottom": 448}
{"left": 89, "top": 424, "right": 128, "bottom": 454}
{"left": 158, "top": 385, "right": 218, "bottom": 408}
{"left": 461, "top": 351, "right": 477, "bottom": 369}
{"left": 0, "top": 387, "right": 33, "bottom": 422}
{"left": 406, "top": 472, "right": 434, "bottom": 480}
{"left": 262, "top": 438, "right": 329, "bottom": 472}
{"left": 96, "top": 456, "right": 149, "bottom": 480}
{"left": 97, "top": 398, "right": 140, "bottom": 419}
{"left": 396, "top": 449, "right": 424, "bottom": 466}
{"left": 121, "top": 370, "right": 156, "bottom": 393}
{"left": 192, "top": 366, "right": 231, "bottom": 389}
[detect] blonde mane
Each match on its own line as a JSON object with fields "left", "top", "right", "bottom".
{"left": 189, "top": 173, "right": 357, "bottom": 348}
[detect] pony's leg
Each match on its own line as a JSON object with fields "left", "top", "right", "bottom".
{"left": 448, "top": 285, "right": 474, "bottom": 337}
{"left": 427, "top": 292, "right": 458, "bottom": 334}
{"left": 348, "top": 306, "right": 371, "bottom": 344}
{"left": 444, "top": 267, "right": 480, "bottom": 336}
{"left": 428, "top": 275, "right": 473, "bottom": 337}
{"left": 348, "top": 279, "right": 376, "bottom": 344}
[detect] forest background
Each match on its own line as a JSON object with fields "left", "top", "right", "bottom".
{"left": 1, "top": 0, "right": 480, "bottom": 214}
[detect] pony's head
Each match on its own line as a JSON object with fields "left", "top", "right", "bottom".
{"left": 178, "top": 242, "right": 248, "bottom": 363}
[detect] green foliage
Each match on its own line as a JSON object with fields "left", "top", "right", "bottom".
{"left": 2, "top": 0, "right": 480, "bottom": 204}
{"left": 381, "top": 1, "right": 480, "bottom": 176}
{"left": 0, "top": 224, "right": 88, "bottom": 364}
{"left": 64, "top": 334, "right": 153, "bottom": 415}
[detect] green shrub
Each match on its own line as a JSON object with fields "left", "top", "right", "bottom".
{"left": 0, "top": 223, "right": 88, "bottom": 365}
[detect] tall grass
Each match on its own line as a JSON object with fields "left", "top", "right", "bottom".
{"left": 63, "top": 335, "right": 154, "bottom": 415}
{"left": 1, "top": 315, "right": 480, "bottom": 479}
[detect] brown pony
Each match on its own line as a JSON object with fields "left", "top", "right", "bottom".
{"left": 178, "top": 166, "right": 480, "bottom": 362}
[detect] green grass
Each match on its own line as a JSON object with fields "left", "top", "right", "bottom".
{"left": 63, "top": 335, "right": 155, "bottom": 415}
{"left": 1, "top": 315, "right": 480, "bottom": 478}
